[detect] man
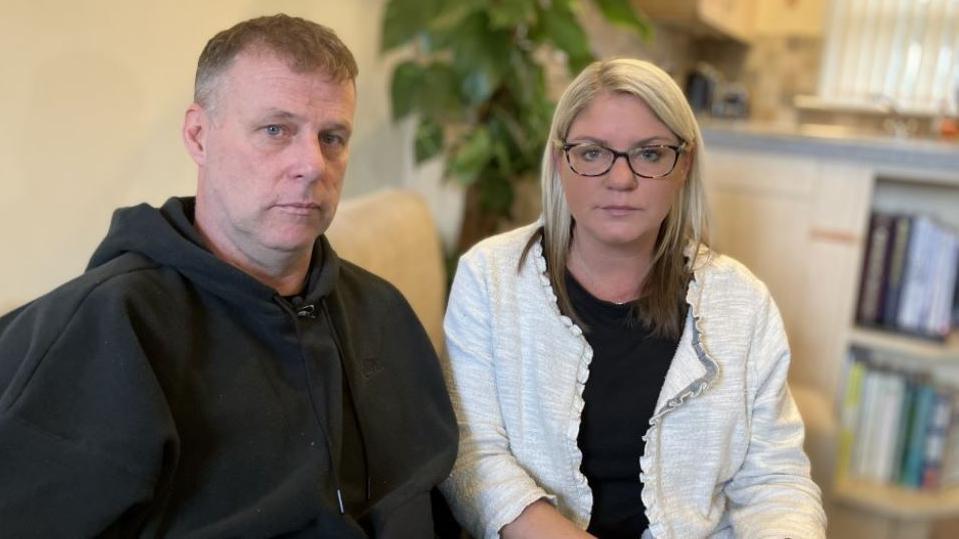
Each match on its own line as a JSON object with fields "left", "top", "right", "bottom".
{"left": 0, "top": 14, "right": 457, "bottom": 537}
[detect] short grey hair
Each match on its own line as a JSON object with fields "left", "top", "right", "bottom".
{"left": 193, "top": 14, "right": 358, "bottom": 110}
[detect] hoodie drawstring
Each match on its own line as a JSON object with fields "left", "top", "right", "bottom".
{"left": 320, "top": 300, "right": 373, "bottom": 503}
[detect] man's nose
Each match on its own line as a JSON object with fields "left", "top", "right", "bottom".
{"left": 605, "top": 155, "right": 637, "bottom": 190}
{"left": 291, "top": 134, "right": 325, "bottom": 182}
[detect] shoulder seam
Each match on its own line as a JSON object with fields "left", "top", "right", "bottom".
{"left": 2, "top": 260, "right": 162, "bottom": 412}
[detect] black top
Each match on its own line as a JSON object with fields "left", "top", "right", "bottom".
{"left": 568, "top": 272, "right": 680, "bottom": 538}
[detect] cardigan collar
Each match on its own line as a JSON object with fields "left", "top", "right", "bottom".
{"left": 529, "top": 230, "right": 720, "bottom": 425}
{"left": 648, "top": 242, "right": 719, "bottom": 424}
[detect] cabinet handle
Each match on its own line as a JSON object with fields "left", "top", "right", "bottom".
{"left": 810, "top": 228, "right": 860, "bottom": 245}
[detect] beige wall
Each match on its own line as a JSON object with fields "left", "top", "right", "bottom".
{"left": 0, "top": 0, "right": 461, "bottom": 312}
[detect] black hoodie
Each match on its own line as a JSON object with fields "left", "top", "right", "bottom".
{"left": 0, "top": 197, "right": 457, "bottom": 538}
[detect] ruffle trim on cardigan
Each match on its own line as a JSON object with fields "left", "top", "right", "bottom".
{"left": 529, "top": 238, "right": 594, "bottom": 528}
{"left": 641, "top": 243, "right": 720, "bottom": 538}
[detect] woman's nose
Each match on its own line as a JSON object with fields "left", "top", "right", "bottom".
{"left": 604, "top": 155, "right": 638, "bottom": 190}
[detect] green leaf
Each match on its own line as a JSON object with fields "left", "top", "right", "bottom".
{"left": 414, "top": 119, "right": 444, "bottom": 163}
{"left": 420, "top": 63, "right": 464, "bottom": 119}
{"left": 591, "top": 0, "right": 652, "bottom": 39}
{"left": 536, "top": 3, "right": 594, "bottom": 73}
{"left": 478, "top": 174, "right": 514, "bottom": 215}
{"left": 449, "top": 127, "right": 493, "bottom": 185}
{"left": 504, "top": 48, "right": 546, "bottom": 109}
{"left": 390, "top": 61, "right": 425, "bottom": 120}
{"left": 460, "top": 66, "right": 498, "bottom": 106}
{"left": 446, "top": 12, "right": 512, "bottom": 105}
{"left": 382, "top": 0, "right": 437, "bottom": 52}
{"left": 391, "top": 61, "right": 463, "bottom": 121}
{"left": 420, "top": 0, "right": 486, "bottom": 51}
{"left": 488, "top": 0, "right": 536, "bottom": 28}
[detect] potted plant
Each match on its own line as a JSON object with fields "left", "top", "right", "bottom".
{"left": 381, "top": 0, "right": 651, "bottom": 253}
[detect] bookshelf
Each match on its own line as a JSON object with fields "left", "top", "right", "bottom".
{"left": 833, "top": 478, "right": 959, "bottom": 519}
{"left": 831, "top": 479, "right": 959, "bottom": 539}
{"left": 702, "top": 132, "right": 959, "bottom": 538}
{"left": 834, "top": 171, "right": 959, "bottom": 538}
{"left": 848, "top": 328, "right": 959, "bottom": 364}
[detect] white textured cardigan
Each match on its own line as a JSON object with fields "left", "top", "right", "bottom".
{"left": 440, "top": 223, "right": 826, "bottom": 539}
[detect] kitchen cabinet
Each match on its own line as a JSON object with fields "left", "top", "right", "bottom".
{"left": 703, "top": 146, "right": 872, "bottom": 399}
{"left": 752, "top": 0, "right": 825, "bottom": 37}
{"left": 633, "top": 0, "right": 753, "bottom": 42}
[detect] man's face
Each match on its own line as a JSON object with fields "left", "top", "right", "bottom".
{"left": 186, "top": 50, "right": 356, "bottom": 263}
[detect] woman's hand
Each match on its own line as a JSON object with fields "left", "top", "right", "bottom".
{"left": 500, "top": 500, "right": 596, "bottom": 539}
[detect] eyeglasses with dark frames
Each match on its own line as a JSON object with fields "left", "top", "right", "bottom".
{"left": 561, "top": 140, "right": 688, "bottom": 179}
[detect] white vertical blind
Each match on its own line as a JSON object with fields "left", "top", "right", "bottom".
{"left": 818, "top": 0, "right": 959, "bottom": 114}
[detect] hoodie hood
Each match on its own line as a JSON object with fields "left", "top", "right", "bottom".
{"left": 88, "top": 197, "right": 339, "bottom": 308}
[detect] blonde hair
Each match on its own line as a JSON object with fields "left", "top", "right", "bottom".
{"left": 524, "top": 58, "right": 709, "bottom": 338}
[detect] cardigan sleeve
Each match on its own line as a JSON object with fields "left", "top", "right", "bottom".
{"left": 439, "top": 251, "right": 556, "bottom": 539}
{"left": 723, "top": 292, "right": 827, "bottom": 539}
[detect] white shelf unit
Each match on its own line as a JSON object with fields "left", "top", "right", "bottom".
{"left": 703, "top": 140, "right": 959, "bottom": 539}
{"left": 834, "top": 172, "right": 959, "bottom": 538}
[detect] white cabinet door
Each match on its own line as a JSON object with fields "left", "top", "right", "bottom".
{"left": 703, "top": 146, "right": 872, "bottom": 398}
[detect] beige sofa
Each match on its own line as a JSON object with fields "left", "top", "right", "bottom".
{"left": 326, "top": 188, "right": 447, "bottom": 355}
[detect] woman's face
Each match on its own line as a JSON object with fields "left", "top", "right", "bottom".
{"left": 558, "top": 91, "right": 689, "bottom": 254}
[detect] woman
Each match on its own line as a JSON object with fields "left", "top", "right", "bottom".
{"left": 440, "top": 59, "right": 826, "bottom": 539}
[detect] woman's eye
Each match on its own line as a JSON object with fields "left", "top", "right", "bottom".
{"left": 577, "top": 146, "right": 605, "bottom": 161}
{"left": 638, "top": 148, "right": 663, "bottom": 162}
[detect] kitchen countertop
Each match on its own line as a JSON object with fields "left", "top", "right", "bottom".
{"left": 699, "top": 118, "right": 959, "bottom": 180}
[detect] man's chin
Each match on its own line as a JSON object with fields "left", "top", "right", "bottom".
{"left": 263, "top": 230, "right": 323, "bottom": 254}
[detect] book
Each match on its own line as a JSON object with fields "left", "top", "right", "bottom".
{"left": 940, "top": 398, "right": 959, "bottom": 487}
{"left": 902, "top": 383, "right": 936, "bottom": 488}
{"left": 928, "top": 230, "right": 958, "bottom": 337}
{"left": 890, "top": 376, "right": 918, "bottom": 484}
{"left": 858, "top": 213, "right": 895, "bottom": 325}
{"left": 954, "top": 264, "right": 959, "bottom": 328}
{"left": 922, "top": 389, "right": 953, "bottom": 489}
{"left": 836, "top": 354, "right": 867, "bottom": 480}
{"left": 852, "top": 367, "right": 881, "bottom": 479}
{"left": 875, "top": 372, "right": 907, "bottom": 482}
{"left": 882, "top": 215, "right": 913, "bottom": 328}
{"left": 898, "top": 216, "right": 935, "bottom": 334}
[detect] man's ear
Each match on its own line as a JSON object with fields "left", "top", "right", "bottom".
{"left": 182, "top": 103, "right": 209, "bottom": 165}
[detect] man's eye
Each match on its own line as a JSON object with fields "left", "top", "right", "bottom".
{"left": 320, "top": 133, "right": 348, "bottom": 155}
{"left": 321, "top": 133, "right": 347, "bottom": 148}
{"left": 263, "top": 125, "right": 285, "bottom": 137}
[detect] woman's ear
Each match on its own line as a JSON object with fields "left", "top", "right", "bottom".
{"left": 553, "top": 146, "right": 564, "bottom": 170}
{"left": 680, "top": 148, "right": 694, "bottom": 182}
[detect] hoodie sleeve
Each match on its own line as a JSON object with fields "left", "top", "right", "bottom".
{"left": 0, "top": 276, "right": 176, "bottom": 537}
{"left": 723, "top": 291, "right": 827, "bottom": 539}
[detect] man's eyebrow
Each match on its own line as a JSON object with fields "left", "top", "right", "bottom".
{"left": 257, "top": 109, "right": 301, "bottom": 122}
{"left": 321, "top": 121, "right": 352, "bottom": 134}
{"left": 256, "top": 110, "right": 352, "bottom": 133}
